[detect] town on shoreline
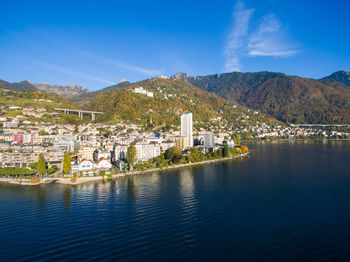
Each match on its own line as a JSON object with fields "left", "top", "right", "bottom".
{"left": 0, "top": 153, "right": 249, "bottom": 186}
{"left": 1, "top": 112, "right": 251, "bottom": 185}
{"left": 1, "top": 107, "right": 350, "bottom": 186}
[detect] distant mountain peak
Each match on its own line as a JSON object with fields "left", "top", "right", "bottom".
{"left": 33, "top": 83, "right": 90, "bottom": 98}
{"left": 0, "top": 79, "right": 37, "bottom": 91}
{"left": 171, "top": 72, "right": 192, "bottom": 81}
{"left": 322, "top": 70, "right": 350, "bottom": 87}
{"left": 66, "top": 83, "right": 85, "bottom": 88}
{"left": 119, "top": 78, "right": 128, "bottom": 83}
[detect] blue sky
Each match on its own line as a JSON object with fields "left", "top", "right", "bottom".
{"left": 0, "top": 0, "right": 349, "bottom": 90}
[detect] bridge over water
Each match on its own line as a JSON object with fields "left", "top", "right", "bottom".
{"left": 54, "top": 108, "right": 103, "bottom": 120}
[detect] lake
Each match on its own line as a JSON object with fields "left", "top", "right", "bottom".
{"left": 1, "top": 140, "right": 350, "bottom": 261}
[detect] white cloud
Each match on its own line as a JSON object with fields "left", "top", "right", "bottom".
{"left": 108, "top": 60, "right": 162, "bottom": 76}
{"left": 65, "top": 47, "right": 163, "bottom": 76}
{"left": 34, "top": 61, "right": 115, "bottom": 85}
{"left": 9, "top": 31, "right": 163, "bottom": 77}
{"left": 224, "top": 2, "right": 298, "bottom": 72}
{"left": 248, "top": 14, "right": 298, "bottom": 57}
{"left": 224, "top": 1, "right": 254, "bottom": 71}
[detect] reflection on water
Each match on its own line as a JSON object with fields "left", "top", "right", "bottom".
{"left": 126, "top": 177, "right": 137, "bottom": 201}
{"left": 180, "top": 168, "right": 195, "bottom": 198}
{"left": 0, "top": 140, "right": 350, "bottom": 261}
{"left": 62, "top": 186, "right": 71, "bottom": 212}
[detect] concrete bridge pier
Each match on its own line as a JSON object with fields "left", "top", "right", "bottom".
{"left": 54, "top": 108, "right": 103, "bottom": 121}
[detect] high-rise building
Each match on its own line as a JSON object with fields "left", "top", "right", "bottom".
{"left": 204, "top": 132, "right": 215, "bottom": 147}
{"left": 181, "top": 112, "right": 193, "bottom": 148}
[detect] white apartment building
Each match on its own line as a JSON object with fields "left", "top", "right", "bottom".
{"left": 54, "top": 138, "right": 79, "bottom": 153}
{"left": 135, "top": 143, "right": 161, "bottom": 162}
{"left": 133, "top": 87, "right": 154, "bottom": 97}
{"left": 78, "top": 146, "right": 96, "bottom": 161}
{"left": 113, "top": 144, "right": 128, "bottom": 162}
{"left": 181, "top": 112, "right": 193, "bottom": 148}
{"left": 3, "top": 119, "right": 19, "bottom": 128}
{"left": 93, "top": 148, "right": 110, "bottom": 162}
{"left": 0, "top": 146, "right": 64, "bottom": 168}
{"left": 203, "top": 132, "right": 215, "bottom": 147}
{"left": 113, "top": 142, "right": 162, "bottom": 163}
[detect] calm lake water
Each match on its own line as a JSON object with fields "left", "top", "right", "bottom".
{"left": 1, "top": 141, "right": 350, "bottom": 261}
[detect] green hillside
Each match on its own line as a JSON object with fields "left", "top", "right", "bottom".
{"left": 84, "top": 78, "right": 280, "bottom": 130}
{"left": 0, "top": 89, "right": 82, "bottom": 124}
{"left": 71, "top": 80, "right": 131, "bottom": 103}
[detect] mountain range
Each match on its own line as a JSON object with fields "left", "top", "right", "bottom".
{"left": 0, "top": 79, "right": 90, "bottom": 99}
{"left": 1, "top": 70, "right": 350, "bottom": 124}
{"left": 171, "top": 71, "right": 350, "bottom": 124}
{"left": 34, "top": 83, "right": 90, "bottom": 98}
{"left": 0, "top": 80, "right": 37, "bottom": 92}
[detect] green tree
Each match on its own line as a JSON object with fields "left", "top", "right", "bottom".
{"left": 165, "top": 147, "right": 182, "bottom": 163}
{"left": 232, "top": 134, "right": 241, "bottom": 145}
{"left": 104, "top": 130, "right": 113, "bottom": 138}
{"left": 37, "top": 153, "right": 47, "bottom": 176}
{"left": 63, "top": 152, "right": 72, "bottom": 175}
{"left": 0, "top": 167, "right": 36, "bottom": 176}
{"left": 28, "top": 162, "right": 38, "bottom": 170}
{"left": 223, "top": 146, "right": 230, "bottom": 158}
{"left": 126, "top": 145, "right": 137, "bottom": 170}
{"left": 189, "top": 148, "right": 201, "bottom": 163}
{"left": 100, "top": 170, "right": 106, "bottom": 178}
{"left": 165, "top": 147, "right": 176, "bottom": 161}
{"left": 47, "top": 165, "right": 58, "bottom": 174}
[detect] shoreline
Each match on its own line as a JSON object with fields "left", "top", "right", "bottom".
{"left": 242, "top": 138, "right": 350, "bottom": 142}
{"left": 0, "top": 153, "right": 248, "bottom": 186}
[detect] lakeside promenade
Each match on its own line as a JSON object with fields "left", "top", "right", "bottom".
{"left": 0, "top": 153, "right": 248, "bottom": 186}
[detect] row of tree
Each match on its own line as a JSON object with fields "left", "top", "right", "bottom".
{"left": 0, "top": 152, "right": 78, "bottom": 177}
{"left": 0, "top": 168, "right": 36, "bottom": 176}
{"left": 132, "top": 145, "right": 249, "bottom": 171}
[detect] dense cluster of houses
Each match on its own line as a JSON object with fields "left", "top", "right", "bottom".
{"left": 1, "top": 106, "right": 348, "bottom": 174}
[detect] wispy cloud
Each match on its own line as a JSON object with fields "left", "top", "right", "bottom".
{"left": 224, "top": 2, "right": 298, "bottom": 72}
{"left": 34, "top": 61, "right": 116, "bottom": 85}
{"left": 248, "top": 14, "right": 298, "bottom": 57}
{"left": 9, "top": 30, "right": 163, "bottom": 77}
{"left": 102, "top": 58, "right": 163, "bottom": 76}
{"left": 224, "top": 2, "right": 254, "bottom": 71}
{"left": 58, "top": 46, "right": 163, "bottom": 76}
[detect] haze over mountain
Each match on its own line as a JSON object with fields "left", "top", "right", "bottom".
{"left": 33, "top": 83, "right": 90, "bottom": 99}
{"left": 171, "top": 71, "right": 350, "bottom": 124}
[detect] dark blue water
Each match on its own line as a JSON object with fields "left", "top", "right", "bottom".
{"left": 1, "top": 141, "right": 350, "bottom": 261}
